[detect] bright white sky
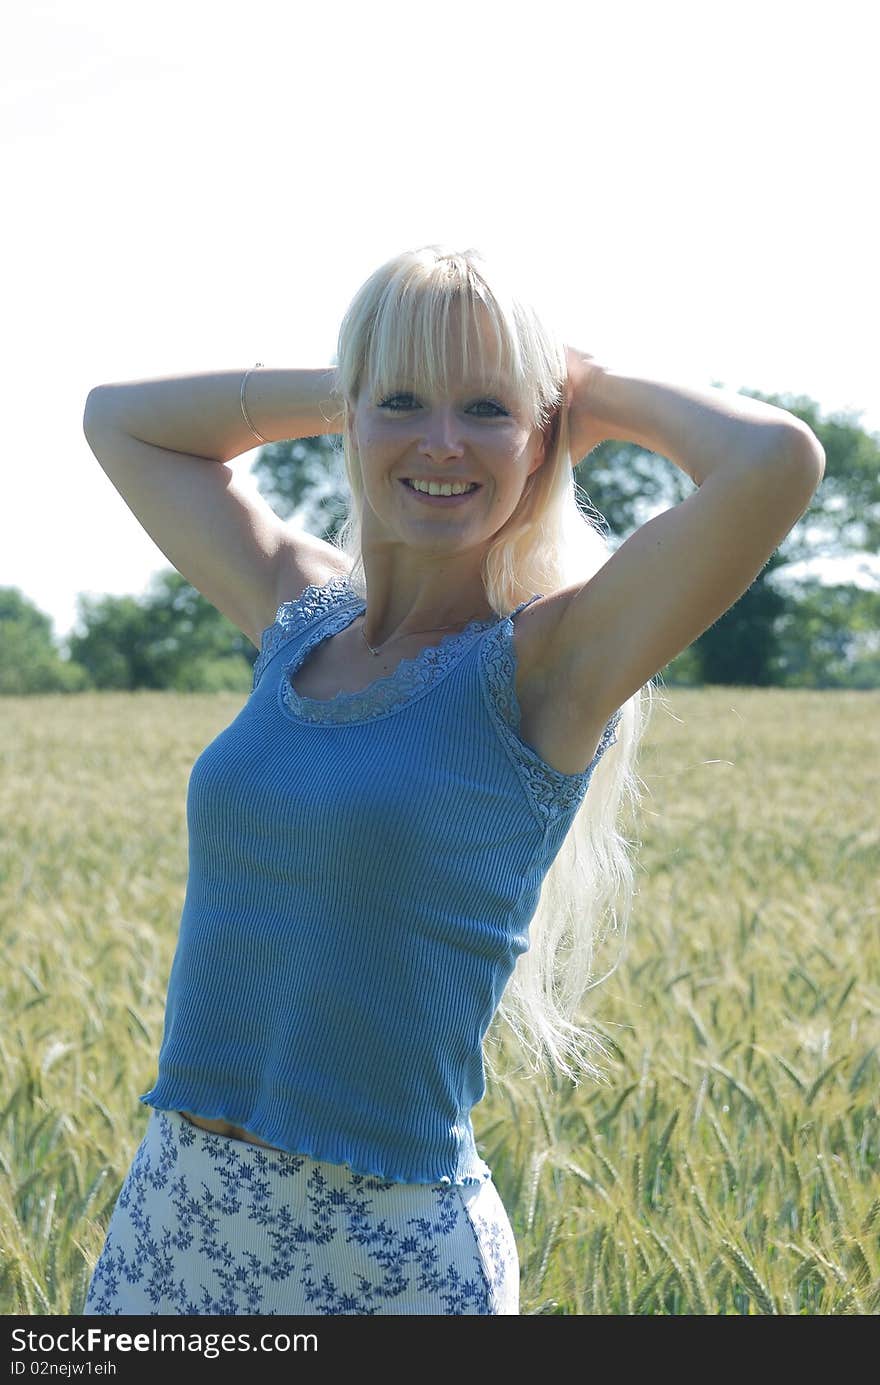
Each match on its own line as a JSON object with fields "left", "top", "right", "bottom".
{"left": 3, "top": 0, "right": 877, "bottom": 647}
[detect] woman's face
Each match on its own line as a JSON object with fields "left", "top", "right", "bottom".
{"left": 349, "top": 329, "right": 547, "bottom": 555}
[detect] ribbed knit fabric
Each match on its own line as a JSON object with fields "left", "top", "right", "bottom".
{"left": 140, "top": 576, "right": 622, "bottom": 1186}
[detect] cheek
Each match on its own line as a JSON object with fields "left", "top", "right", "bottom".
{"left": 352, "top": 418, "right": 395, "bottom": 459}
{"left": 349, "top": 424, "right": 381, "bottom": 482}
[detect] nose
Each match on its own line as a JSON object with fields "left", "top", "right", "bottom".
{"left": 416, "top": 407, "right": 465, "bottom": 462}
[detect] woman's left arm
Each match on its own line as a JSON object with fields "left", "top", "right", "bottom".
{"left": 564, "top": 345, "right": 825, "bottom": 482}
{"left": 544, "top": 348, "right": 826, "bottom": 735}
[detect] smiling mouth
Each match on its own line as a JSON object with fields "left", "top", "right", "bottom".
{"left": 401, "top": 479, "right": 481, "bottom": 497}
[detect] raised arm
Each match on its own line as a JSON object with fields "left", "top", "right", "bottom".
{"left": 563, "top": 347, "right": 821, "bottom": 481}
{"left": 537, "top": 354, "right": 825, "bottom": 750}
{"left": 84, "top": 366, "right": 343, "bottom": 464}
{"left": 82, "top": 367, "right": 351, "bottom": 649}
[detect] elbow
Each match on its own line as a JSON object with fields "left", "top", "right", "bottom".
{"left": 766, "top": 423, "right": 826, "bottom": 512}
{"left": 781, "top": 420, "right": 826, "bottom": 482}
{"left": 83, "top": 385, "right": 101, "bottom": 434}
{"left": 757, "top": 416, "right": 825, "bottom": 479}
{"left": 83, "top": 385, "right": 115, "bottom": 438}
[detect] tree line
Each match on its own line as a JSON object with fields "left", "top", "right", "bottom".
{"left": 3, "top": 387, "right": 878, "bottom": 695}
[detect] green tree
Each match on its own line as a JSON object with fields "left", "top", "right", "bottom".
{"left": 252, "top": 435, "right": 348, "bottom": 542}
{"left": 770, "top": 579, "right": 880, "bottom": 689}
{"left": 0, "top": 589, "right": 92, "bottom": 695}
{"left": 66, "top": 571, "right": 254, "bottom": 692}
{"left": 65, "top": 592, "right": 153, "bottom": 690}
{"left": 138, "top": 569, "right": 256, "bottom": 692}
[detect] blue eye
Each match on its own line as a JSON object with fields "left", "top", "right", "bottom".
{"left": 378, "top": 394, "right": 508, "bottom": 416}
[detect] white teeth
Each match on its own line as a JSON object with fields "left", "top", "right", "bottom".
{"left": 408, "top": 479, "right": 478, "bottom": 496}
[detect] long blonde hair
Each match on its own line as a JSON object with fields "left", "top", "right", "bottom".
{"left": 328, "top": 244, "right": 655, "bottom": 1086}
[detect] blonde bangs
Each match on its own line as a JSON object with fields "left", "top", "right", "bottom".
{"left": 362, "top": 258, "right": 541, "bottom": 426}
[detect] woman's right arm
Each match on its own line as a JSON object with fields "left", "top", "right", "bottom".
{"left": 83, "top": 366, "right": 342, "bottom": 463}
{"left": 81, "top": 368, "right": 351, "bottom": 649}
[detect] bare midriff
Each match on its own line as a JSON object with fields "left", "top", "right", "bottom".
{"left": 179, "top": 1110, "right": 286, "bottom": 1153}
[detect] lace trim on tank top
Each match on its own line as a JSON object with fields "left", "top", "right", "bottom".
{"left": 251, "top": 576, "right": 361, "bottom": 693}
{"left": 479, "top": 616, "right": 623, "bottom": 829}
{"left": 253, "top": 575, "right": 525, "bottom": 724}
{"left": 281, "top": 616, "right": 498, "bottom": 724}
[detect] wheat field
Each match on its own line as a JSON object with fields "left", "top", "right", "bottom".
{"left": 1, "top": 685, "right": 877, "bottom": 1315}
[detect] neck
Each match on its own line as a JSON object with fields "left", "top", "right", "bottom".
{"left": 360, "top": 610, "right": 487, "bottom": 656}
{"left": 356, "top": 545, "right": 495, "bottom": 632}
{"left": 357, "top": 583, "right": 495, "bottom": 646}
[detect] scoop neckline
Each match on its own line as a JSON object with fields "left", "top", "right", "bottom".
{"left": 277, "top": 591, "right": 503, "bottom": 726}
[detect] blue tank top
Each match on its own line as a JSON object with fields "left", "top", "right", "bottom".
{"left": 140, "top": 576, "right": 621, "bottom": 1185}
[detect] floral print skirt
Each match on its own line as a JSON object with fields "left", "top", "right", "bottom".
{"left": 83, "top": 1108, "right": 519, "bottom": 1315}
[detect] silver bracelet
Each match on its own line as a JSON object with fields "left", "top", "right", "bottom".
{"left": 240, "top": 362, "right": 267, "bottom": 443}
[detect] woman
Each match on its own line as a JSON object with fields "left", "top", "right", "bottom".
{"left": 80, "top": 245, "right": 824, "bottom": 1315}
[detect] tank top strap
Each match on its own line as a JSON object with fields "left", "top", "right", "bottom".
{"left": 252, "top": 576, "right": 361, "bottom": 694}
{"left": 511, "top": 592, "right": 542, "bottom": 618}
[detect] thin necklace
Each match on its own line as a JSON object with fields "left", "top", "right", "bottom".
{"left": 359, "top": 613, "right": 488, "bottom": 657}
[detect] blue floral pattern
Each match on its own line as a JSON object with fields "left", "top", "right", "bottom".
{"left": 83, "top": 1110, "right": 519, "bottom": 1315}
